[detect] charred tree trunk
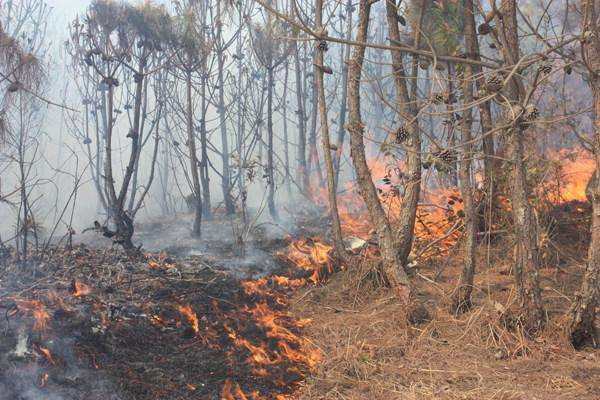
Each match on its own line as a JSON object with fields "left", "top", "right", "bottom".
{"left": 282, "top": 60, "right": 292, "bottom": 196}
{"left": 497, "top": 0, "right": 544, "bottom": 331}
{"left": 307, "top": 73, "right": 321, "bottom": 189}
{"left": 348, "top": 0, "right": 411, "bottom": 300}
{"left": 569, "top": 0, "right": 600, "bottom": 349}
{"left": 451, "top": 0, "right": 477, "bottom": 313}
{"left": 218, "top": 55, "right": 234, "bottom": 215}
{"left": 104, "top": 79, "right": 136, "bottom": 253}
{"left": 466, "top": 1, "right": 495, "bottom": 235}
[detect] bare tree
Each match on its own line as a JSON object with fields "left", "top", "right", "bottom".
{"left": 250, "top": 15, "right": 291, "bottom": 220}
{"left": 69, "top": 0, "right": 172, "bottom": 253}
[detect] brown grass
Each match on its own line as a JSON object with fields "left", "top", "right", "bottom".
{"left": 292, "top": 246, "right": 600, "bottom": 400}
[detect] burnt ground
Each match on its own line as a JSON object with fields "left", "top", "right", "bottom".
{"left": 0, "top": 227, "right": 321, "bottom": 400}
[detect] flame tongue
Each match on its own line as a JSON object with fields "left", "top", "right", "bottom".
{"left": 177, "top": 304, "right": 200, "bottom": 336}
{"left": 33, "top": 343, "right": 56, "bottom": 365}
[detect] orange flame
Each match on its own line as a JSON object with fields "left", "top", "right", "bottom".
{"left": 19, "top": 300, "right": 50, "bottom": 332}
{"left": 541, "top": 148, "right": 595, "bottom": 203}
{"left": 285, "top": 239, "right": 334, "bottom": 284}
{"left": 177, "top": 305, "right": 200, "bottom": 336}
{"left": 309, "top": 155, "right": 465, "bottom": 260}
{"left": 221, "top": 379, "right": 255, "bottom": 400}
{"left": 33, "top": 343, "right": 56, "bottom": 365}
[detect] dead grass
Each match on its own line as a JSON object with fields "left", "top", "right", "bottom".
{"left": 292, "top": 248, "right": 600, "bottom": 400}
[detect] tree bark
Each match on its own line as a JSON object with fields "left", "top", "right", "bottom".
{"left": 199, "top": 74, "right": 212, "bottom": 218}
{"left": 333, "top": 0, "right": 353, "bottom": 189}
{"left": 293, "top": 31, "right": 308, "bottom": 194}
{"left": 267, "top": 66, "right": 278, "bottom": 220}
{"left": 216, "top": 0, "right": 234, "bottom": 215}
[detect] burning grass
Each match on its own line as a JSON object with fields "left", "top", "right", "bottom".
{"left": 0, "top": 234, "right": 334, "bottom": 400}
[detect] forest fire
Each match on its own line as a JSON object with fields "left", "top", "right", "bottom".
{"left": 310, "top": 156, "right": 466, "bottom": 260}
{"left": 3, "top": 0, "right": 600, "bottom": 398}
{"left": 285, "top": 239, "right": 335, "bottom": 284}
{"left": 542, "top": 148, "right": 595, "bottom": 203}
{"left": 1, "top": 245, "right": 325, "bottom": 399}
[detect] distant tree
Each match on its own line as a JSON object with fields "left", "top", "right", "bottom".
{"left": 0, "top": 0, "right": 48, "bottom": 262}
{"left": 250, "top": 15, "right": 292, "bottom": 220}
{"left": 168, "top": 0, "right": 212, "bottom": 237}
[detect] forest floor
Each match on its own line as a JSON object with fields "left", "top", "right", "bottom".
{"left": 293, "top": 204, "right": 600, "bottom": 399}
{"left": 0, "top": 204, "right": 599, "bottom": 400}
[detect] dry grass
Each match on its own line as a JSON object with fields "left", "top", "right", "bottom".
{"left": 292, "top": 247, "right": 600, "bottom": 400}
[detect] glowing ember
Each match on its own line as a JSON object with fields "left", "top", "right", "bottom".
{"left": 72, "top": 280, "right": 92, "bottom": 297}
{"left": 177, "top": 304, "right": 200, "bottom": 336}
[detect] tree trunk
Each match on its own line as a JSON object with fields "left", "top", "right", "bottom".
{"left": 218, "top": 52, "right": 234, "bottom": 215}
{"left": 451, "top": 0, "right": 477, "bottom": 313}
{"left": 465, "top": 1, "right": 495, "bottom": 239}
{"left": 348, "top": 0, "right": 411, "bottom": 300}
{"left": 570, "top": 0, "right": 600, "bottom": 349}
{"left": 282, "top": 60, "right": 292, "bottom": 196}
{"left": 385, "top": 0, "right": 423, "bottom": 267}
{"left": 294, "top": 41, "right": 308, "bottom": 194}
{"left": 315, "top": 0, "right": 346, "bottom": 260}
{"left": 267, "top": 67, "right": 278, "bottom": 220}
{"left": 498, "top": 0, "right": 544, "bottom": 331}
{"left": 186, "top": 70, "right": 203, "bottom": 237}
{"left": 200, "top": 75, "right": 212, "bottom": 218}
